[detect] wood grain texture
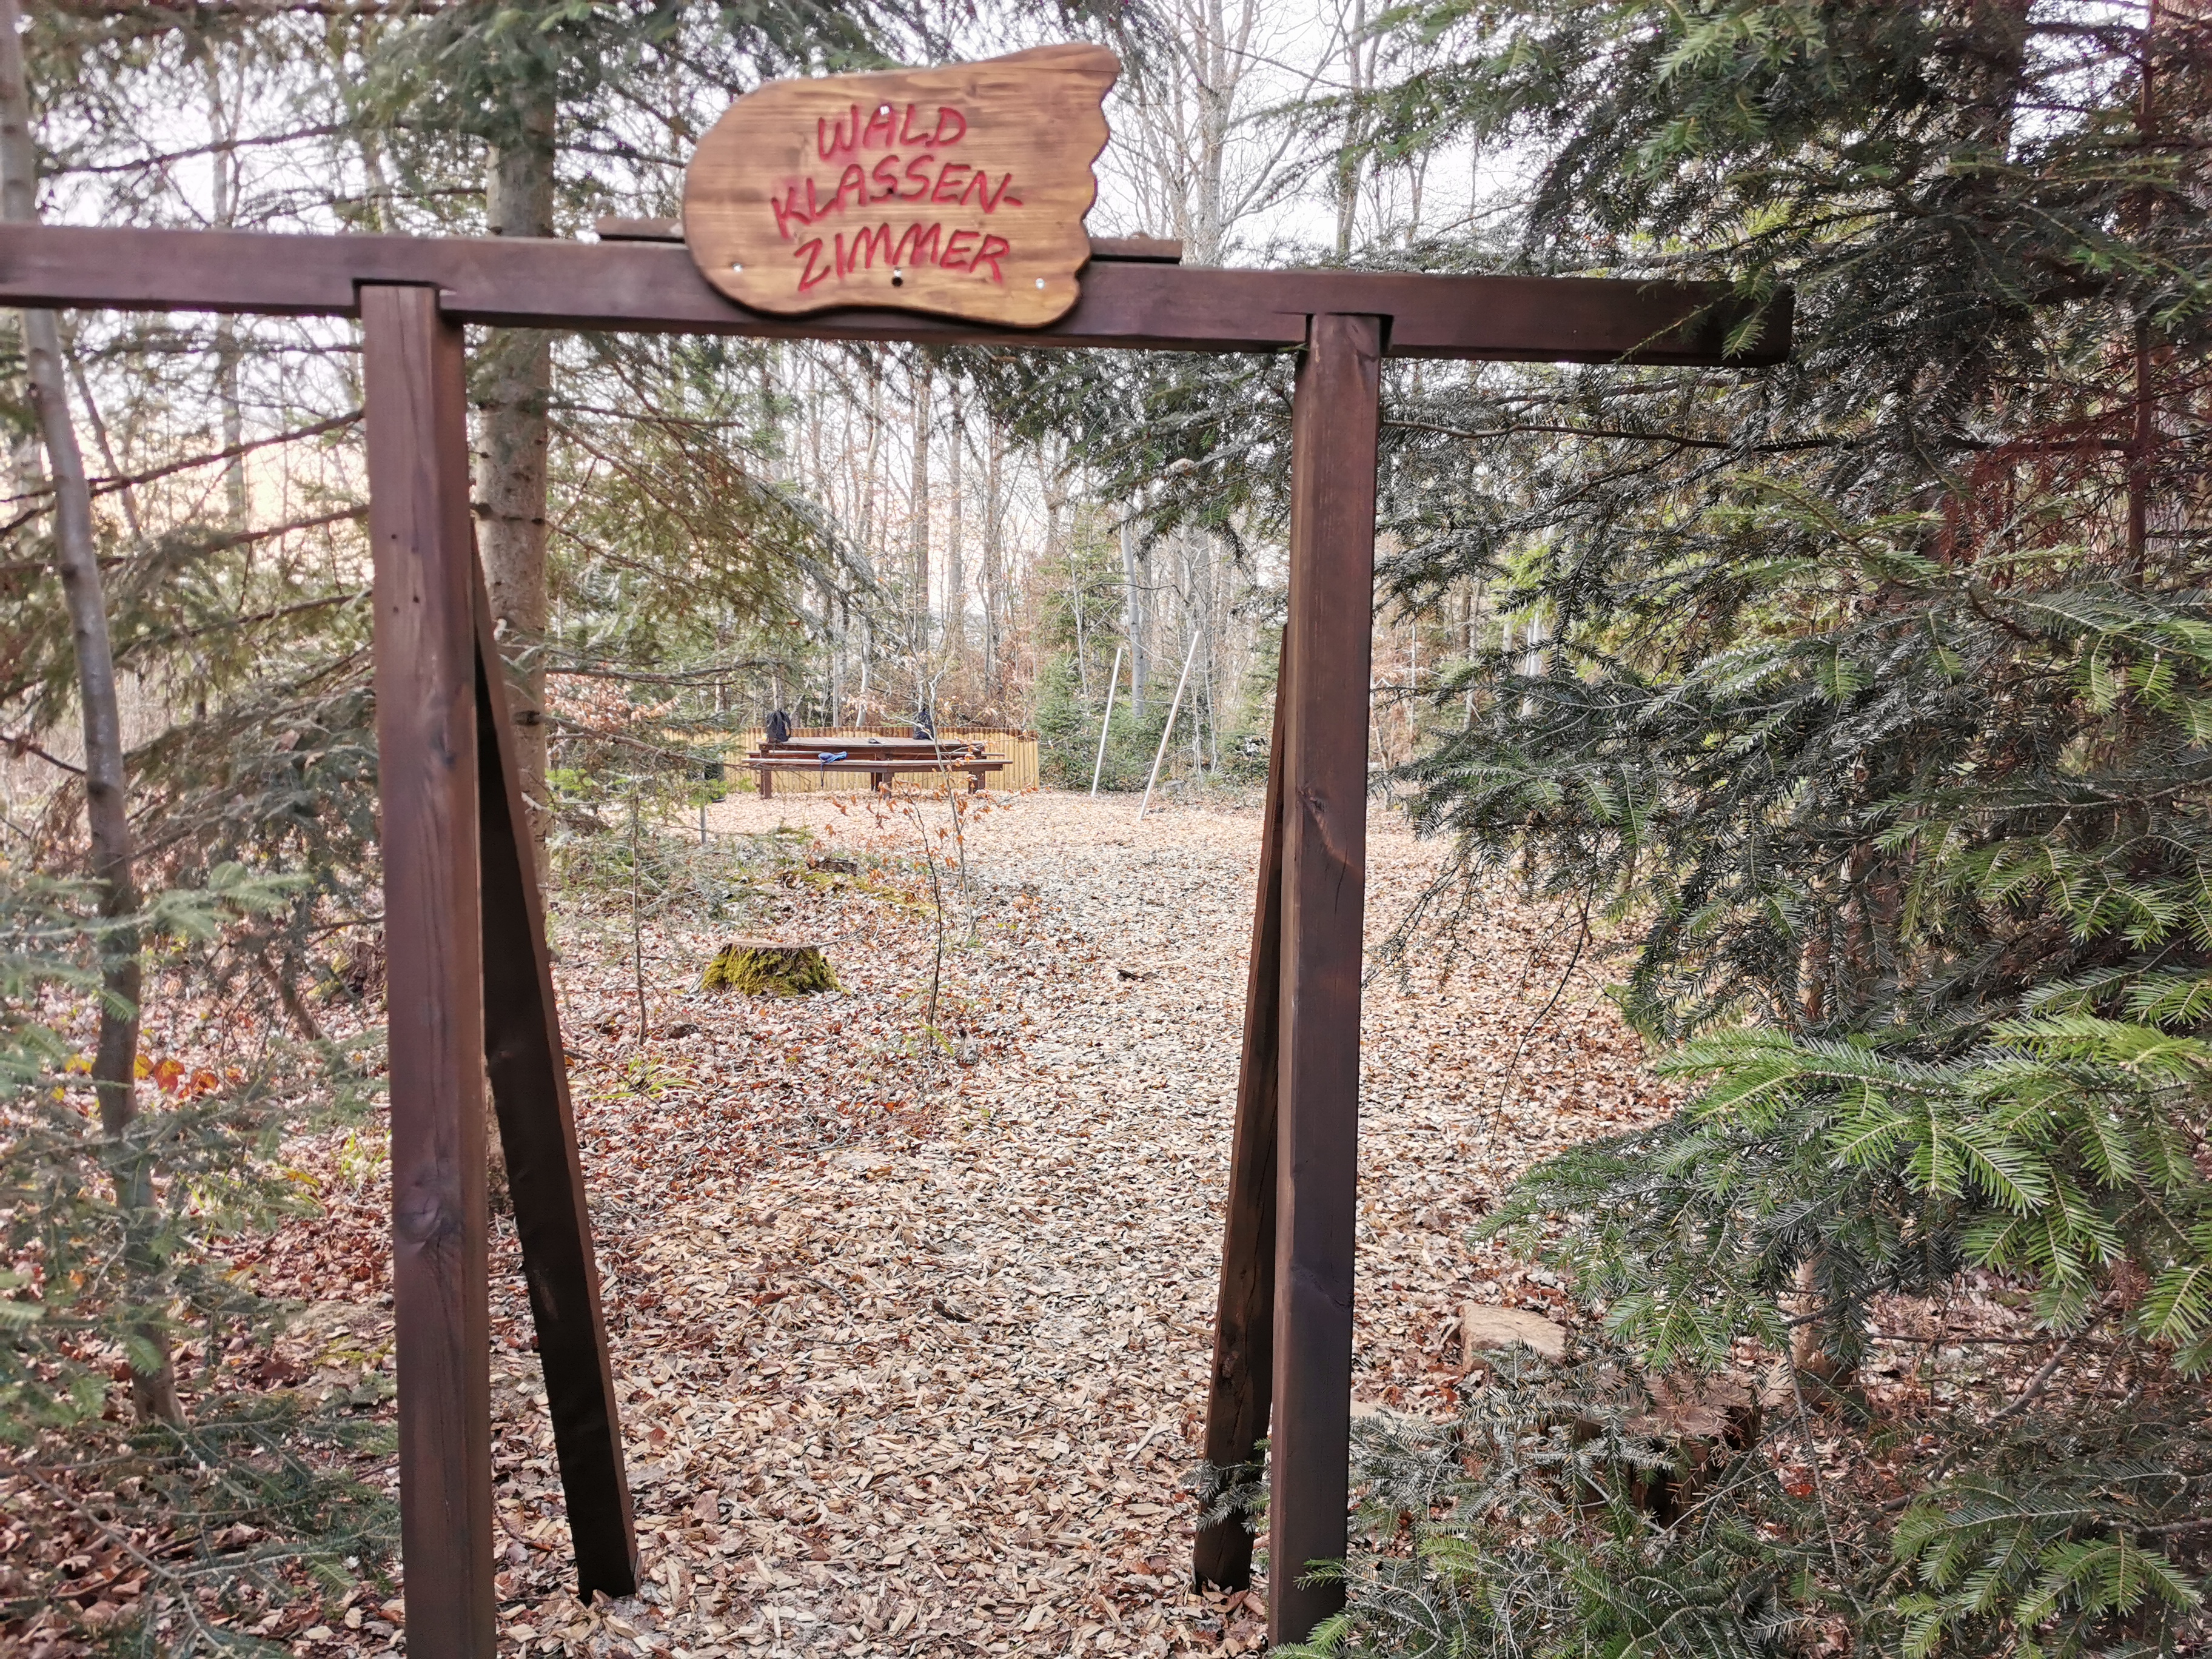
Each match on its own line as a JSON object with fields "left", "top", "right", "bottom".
{"left": 362, "top": 284, "right": 495, "bottom": 1659}
{"left": 603, "top": 215, "right": 1183, "bottom": 265}
{"left": 1193, "top": 624, "right": 1289, "bottom": 1594}
{"left": 0, "top": 224, "right": 1791, "bottom": 364}
{"left": 472, "top": 561, "right": 638, "bottom": 1604}
{"left": 683, "top": 45, "right": 1117, "bottom": 326}
{"left": 1270, "top": 314, "right": 1382, "bottom": 1649}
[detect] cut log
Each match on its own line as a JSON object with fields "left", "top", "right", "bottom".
{"left": 699, "top": 940, "right": 840, "bottom": 996}
{"left": 1457, "top": 1302, "right": 1569, "bottom": 1370}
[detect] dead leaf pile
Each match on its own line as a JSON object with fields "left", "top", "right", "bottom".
{"left": 14, "top": 788, "right": 1684, "bottom": 1657}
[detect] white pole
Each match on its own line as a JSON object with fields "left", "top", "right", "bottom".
{"left": 1138, "top": 631, "right": 1201, "bottom": 820}
{"left": 1089, "top": 644, "right": 1125, "bottom": 798}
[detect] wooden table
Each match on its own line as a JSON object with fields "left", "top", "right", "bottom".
{"left": 748, "top": 739, "right": 1007, "bottom": 796}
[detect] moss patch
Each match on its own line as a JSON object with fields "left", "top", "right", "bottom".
{"left": 700, "top": 940, "right": 840, "bottom": 996}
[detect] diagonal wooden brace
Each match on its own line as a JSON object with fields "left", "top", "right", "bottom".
{"left": 1194, "top": 625, "right": 1289, "bottom": 1593}
{"left": 472, "top": 558, "right": 640, "bottom": 1603}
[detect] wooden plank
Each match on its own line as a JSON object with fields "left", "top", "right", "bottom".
{"left": 594, "top": 216, "right": 686, "bottom": 241}
{"left": 682, "top": 45, "right": 1118, "bottom": 326}
{"left": 471, "top": 560, "right": 639, "bottom": 1604}
{"left": 1269, "top": 314, "right": 1382, "bottom": 1647}
{"left": 1193, "top": 624, "right": 1289, "bottom": 1592}
{"left": 362, "top": 283, "right": 494, "bottom": 1658}
{"left": 1087, "top": 235, "right": 1182, "bottom": 263}
{"left": 597, "top": 216, "right": 1184, "bottom": 264}
{"left": 0, "top": 224, "right": 1789, "bottom": 364}
{"left": 746, "top": 757, "right": 1006, "bottom": 775}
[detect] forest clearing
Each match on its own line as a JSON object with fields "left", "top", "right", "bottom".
{"left": 223, "top": 789, "right": 1663, "bottom": 1659}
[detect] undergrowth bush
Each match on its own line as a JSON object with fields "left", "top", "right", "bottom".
{"left": 1315, "top": 1, "right": 2212, "bottom": 1654}
{"left": 1293, "top": 1350, "right": 2210, "bottom": 1659}
{"left": 0, "top": 864, "right": 397, "bottom": 1651}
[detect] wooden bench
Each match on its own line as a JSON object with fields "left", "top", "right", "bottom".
{"left": 748, "top": 737, "right": 1010, "bottom": 797}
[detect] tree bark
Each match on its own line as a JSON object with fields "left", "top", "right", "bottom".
{"left": 1044, "top": 456, "right": 1082, "bottom": 699}
{"left": 1121, "top": 512, "right": 1148, "bottom": 717}
{"left": 203, "top": 52, "right": 247, "bottom": 538}
{"left": 945, "top": 378, "right": 965, "bottom": 664}
{"left": 0, "top": 0, "right": 181, "bottom": 1426}
{"left": 475, "top": 85, "right": 556, "bottom": 875}
{"left": 907, "top": 352, "right": 933, "bottom": 661}
{"left": 982, "top": 417, "right": 1005, "bottom": 698}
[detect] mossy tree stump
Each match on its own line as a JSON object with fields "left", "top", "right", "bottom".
{"left": 700, "top": 940, "right": 840, "bottom": 996}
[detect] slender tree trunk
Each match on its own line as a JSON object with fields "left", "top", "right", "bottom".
{"left": 945, "top": 381, "right": 966, "bottom": 666}
{"left": 1121, "top": 512, "right": 1147, "bottom": 717}
{"left": 982, "top": 420, "right": 1005, "bottom": 697}
{"left": 1044, "top": 461, "right": 1084, "bottom": 699}
{"left": 476, "top": 85, "right": 556, "bottom": 874}
{"left": 203, "top": 53, "right": 247, "bottom": 538}
{"left": 856, "top": 356, "right": 882, "bottom": 564}
{"left": 907, "top": 353, "right": 933, "bottom": 662}
{"left": 0, "top": 0, "right": 180, "bottom": 1425}
{"left": 1333, "top": 0, "right": 1369, "bottom": 256}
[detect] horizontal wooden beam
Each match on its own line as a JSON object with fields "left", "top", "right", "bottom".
{"left": 0, "top": 224, "right": 1789, "bottom": 364}
{"left": 593, "top": 216, "right": 1185, "bottom": 266}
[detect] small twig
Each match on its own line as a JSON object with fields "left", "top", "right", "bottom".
{"left": 0, "top": 730, "right": 84, "bottom": 774}
{"left": 2142, "top": 1516, "right": 2212, "bottom": 1538}
{"left": 1480, "top": 895, "right": 1592, "bottom": 1147}
{"left": 1788, "top": 1358, "right": 1849, "bottom": 1580}
{"left": 1987, "top": 1332, "right": 2078, "bottom": 1426}
{"left": 628, "top": 783, "right": 648, "bottom": 1047}
{"left": 905, "top": 800, "right": 948, "bottom": 1061}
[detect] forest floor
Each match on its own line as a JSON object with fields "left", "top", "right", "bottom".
{"left": 128, "top": 787, "right": 1677, "bottom": 1657}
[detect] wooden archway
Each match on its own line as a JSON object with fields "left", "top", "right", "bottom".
{"left": 0, "top": 218, "right": 1786, "bottom": 1655}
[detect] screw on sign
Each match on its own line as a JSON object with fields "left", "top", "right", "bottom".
{"left": 682, "top": 44, "right": 1117, "bottom": 327}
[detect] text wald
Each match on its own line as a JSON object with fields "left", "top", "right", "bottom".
{"left": 774, "top": 102, "right": 1022, "bottom": 294}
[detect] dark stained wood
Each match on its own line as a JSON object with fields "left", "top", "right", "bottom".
{"left": 1087, "top": 235, "right": 1182, "bottom": 264}
{"left": 471, "top": 560, "right": 639, "bottom": 1604}
{"left": 748, "top": 756, "right": 1006, "bottom": 789}
{"left": 1193, "top": 624, "right": 1289, "bottom": 1593}
{"left": 597, "top": 216, "right": 1185, "bottom": 264}
{"left": 1270, "top": 314, "right": 1382, "bottom": 1647}
{"left": 362, "top": 284, "right": 494, "bottom": 1658}
{"left": 0, "top": 225, "right": 1789, "bottom": 364}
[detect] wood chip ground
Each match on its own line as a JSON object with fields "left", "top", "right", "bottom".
{"left": 245, "top": 788, "right": 1678, "bottom": 1657}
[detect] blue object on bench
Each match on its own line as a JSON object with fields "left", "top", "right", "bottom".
{"left": 818, "top": 751, "right": 848, "bottom": 767}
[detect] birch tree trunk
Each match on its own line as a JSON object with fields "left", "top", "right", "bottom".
{"left": 476, "top": 84, "right": 556, "bottom": 871}
{"left": 0, "top": 0, "right": 181, "bottom": 1425}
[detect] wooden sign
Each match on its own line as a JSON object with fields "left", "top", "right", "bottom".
{"left": 683, "top": 45, "right": 1118, "bottom": 329}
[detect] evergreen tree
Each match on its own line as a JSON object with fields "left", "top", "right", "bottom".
{"left": 1307, "top": 4, "right": 2212, "bottom": 1655}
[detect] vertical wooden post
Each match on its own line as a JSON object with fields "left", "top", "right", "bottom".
{"left": 1269, "top": 312, "right": 1382, "bottom": 1647}
{"left": 472, "top": 561, "right": 640, "bottom": 1601}
{"left": 363, "top": 284, "right": 495, "bottom": 1658}
{"left": 1193, "top": 626, "right": 1290, "bottom": 1592}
